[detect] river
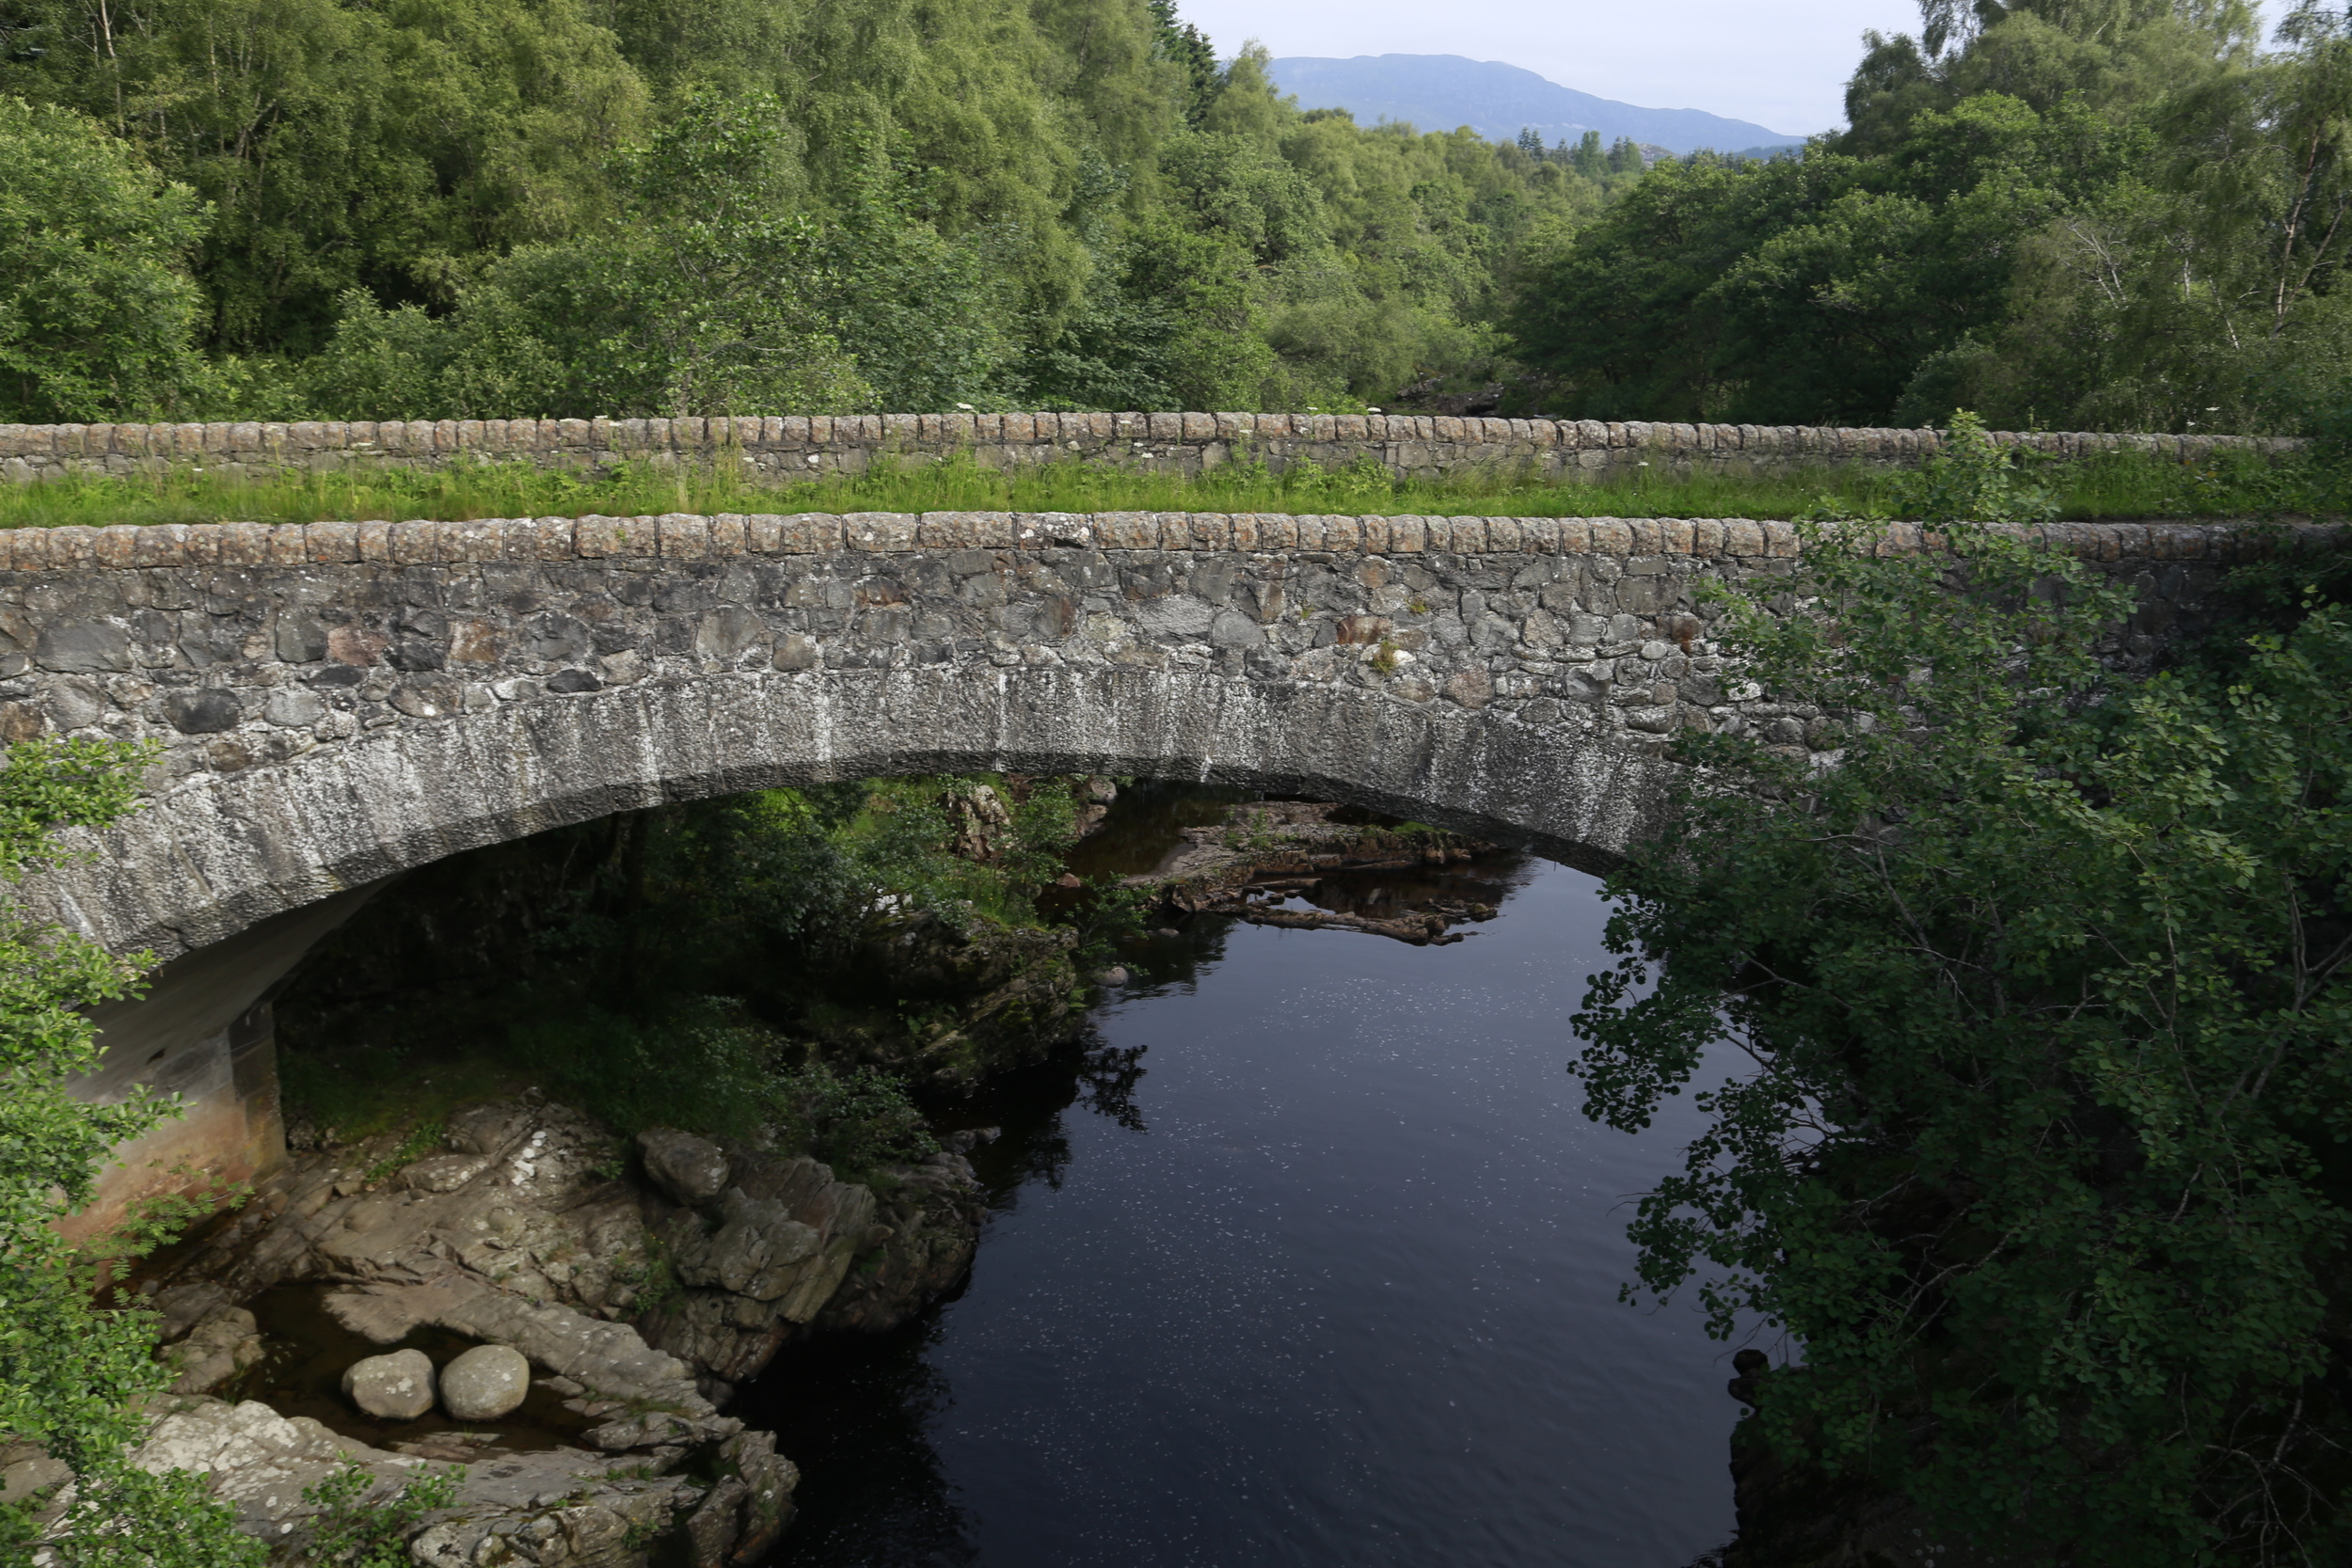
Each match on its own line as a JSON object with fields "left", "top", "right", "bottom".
{"left": 737, "top": 836, "right": 1741, "bottom": 1567}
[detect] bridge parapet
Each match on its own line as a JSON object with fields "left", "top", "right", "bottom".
{"left": 0, "top": 411, "right": 2301, "bottom": 488}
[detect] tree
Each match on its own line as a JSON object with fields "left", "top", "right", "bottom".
{"left": 1571, "top": 423, "right": 2352, "bottom": 1562}
{"left": 0, "top": 736, "right": 261, "bottom": 1568}
{"left": 0, "top": 0, "right": 647, "bottom": 354}
{"left": 0, "top": 95, "right": 205, "bottom": 420}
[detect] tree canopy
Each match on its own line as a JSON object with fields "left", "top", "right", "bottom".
{"left": 0, "top": 0, "right": 1620, "bottom": 420}
{"left": 1572, "top": 427, "right": 2352, "bottom": 1561}
{"left": 1511, "top": 1, "right": 2352, "bottom": 434}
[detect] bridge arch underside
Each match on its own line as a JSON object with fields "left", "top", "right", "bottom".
{"left": 46, "top": 664, "right": 1674, "bottom": 969}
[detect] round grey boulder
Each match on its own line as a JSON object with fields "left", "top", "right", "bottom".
{"left": 637, "top": 1127, "right": 730, "bottom": 1207}
{"left": 342, "top": 1349, "right": 436, "bottom": 1421}
{"left": 439, "top": 1343, "right": 532, "bottom": 1421}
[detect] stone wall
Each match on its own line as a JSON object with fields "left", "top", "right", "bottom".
{"left": 14, "top": 508, "right": 2271, "bottom": 1234}
{"left": 8, "top": 507, "right": 2263, "bottom": 960}
{"left": 0, "top": 411, "right": 2300, "bottom": 488}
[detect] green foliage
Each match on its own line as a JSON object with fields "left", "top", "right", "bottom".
{"left": 0, "top": 0, "right": 648, "bottom": 354}
{"left": 1807, "top": 411, "right": 2062, "bottom": 526}
{"left": 1883, "top": 409, "right": 2058, "bottom": 523}
{"left": 361, "top": 1121, "right": 446, "bottom": 1183}
{"left": 0, "top": 0, "right": 1602, "bottom": 416}
{"left": 1509, "top": 2, "right": 2352, "bottom": 434}
{"left": 0, "top": 736, "right": 264, "bottom": 1568}
{"left": 767, "top": 1061, "right": 938, "bottom": 1180}
{"left": 506, "top": 998, "right": 781, "bottom": 1140}
{"left": 299, "top": 1462, "right": 464, "bottom": 1568}
{"left": 1570, "top": 510, "right": 2352, "bottom": 1560}
{"left": 281, "top": 774, "right": 1096, "bottom": 1143}
{"left": 0, "top": 94, "right": 206, "bottom": 421}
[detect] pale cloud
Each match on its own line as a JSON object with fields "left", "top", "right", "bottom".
{"left": 1176, "top": 0, "right": 1926, "bottom": 135}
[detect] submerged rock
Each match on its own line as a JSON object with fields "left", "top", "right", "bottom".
{"left": 342, "top": 1349, "right": 436, "bottom": 1420}
{"left": 439, "top": 1344, "right": 530, "bottom": 1420}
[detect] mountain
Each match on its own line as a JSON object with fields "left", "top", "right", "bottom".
{"left": 1263, "top": 55, "right": 1807, "bottom": 157}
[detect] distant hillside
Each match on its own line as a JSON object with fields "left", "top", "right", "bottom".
{"left": 1264, "top": 55, "right": 1806, "bottom": 157}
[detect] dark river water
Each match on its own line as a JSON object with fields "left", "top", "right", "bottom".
{"left": 739, "top": 844, "right": 1740, "bottom": 1568}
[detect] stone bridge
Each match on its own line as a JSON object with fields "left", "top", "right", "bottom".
{"left": 1, "top": 508, "right": 2236, "bottom": 1227}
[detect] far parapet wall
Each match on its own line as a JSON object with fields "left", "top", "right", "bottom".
{"left": 0, "top": 411, "right": 2301, "bottom": 488}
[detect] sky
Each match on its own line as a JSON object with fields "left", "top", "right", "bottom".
{"left": 1177, "top": 0, "right": 1929, "bottom": 137}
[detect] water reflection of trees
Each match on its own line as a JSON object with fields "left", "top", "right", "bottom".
{"left": 740, "top": 1318, "right": 978, "bottom": 1568}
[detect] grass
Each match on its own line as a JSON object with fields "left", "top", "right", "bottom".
{"left": 0, "top": 447, "right": 2336, "bottom": 529}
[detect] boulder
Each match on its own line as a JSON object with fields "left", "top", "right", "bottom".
{"left": 440, "top": 1343, "right": 532, "bottom": 1420}
{"left": 666, "top": 1190, "right": 824, "bottom": 1302}
{"left": 342, "top": 1349, "right": 435, "bottom": 1420}
{"left": 637, "top": 1128, "right": 730, "bottom": 1207}
{"left": 168, "top": 1305, "right": 263, "bottom": 1395}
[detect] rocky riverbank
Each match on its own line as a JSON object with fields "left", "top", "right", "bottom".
{"left": 99, "top": 1087, "right": 990, "bottom": 1568}
{"left": 1135, "top": 798, "right": 1505, "bottom": 944}
{"left": 74, "top": 781, "right": 1531, "bottom": 1568}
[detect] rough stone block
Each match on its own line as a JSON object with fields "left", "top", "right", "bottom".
{"left": 609, "top": 515, "right": 659, "bottom": 558}
{"left": 917, "top": 513, "right": 978, "bottom": 549}
{"left": 1019, "top": 513, "right": 1088, "bottom": 546}
{"left": 1386, "top": 515, "right": 1423, "bottom": 553}
{"left": 779, "top": 515, "right": 842, "bottom": 553}
{"left": 390, "top": 521, "right": 439, "bottom": 565}
{"left": 659, "top": 515, "right": 711, "bottom": 560}
{"left": 573, "top": 515, "right": 624, "bottom": 558}
{"left": 216, "top": 523, "right": 269, "bottom": 565}
{"left": 128, "top": 524, "right": 186, "bottom": 568}
{"left": 1181, "top": 513, "right": 1228, "bottom": 550}
{"left": 443, "top": 519, "right": 500, "bottom": 562}
{"left": 7, "top": 530, "right": 50, "bottom": 571}
{"left": 845, "top": 513, "right": 914, "bottom": 551}
{"left": 1095, "top": 513, "right": 1158, "bottom": 551}
{"left": 708, "top": 515, "right": 747, "bottom": 556}
{"left": 92, "top": 525, "right": 137, "bottom": 569}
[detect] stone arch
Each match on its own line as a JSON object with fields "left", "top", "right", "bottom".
{"left": 45, "top": 660, "right": 1674, "bottom": 1237}
{"left": 39, "top": 662, "right": 1673, "bottom": 970}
